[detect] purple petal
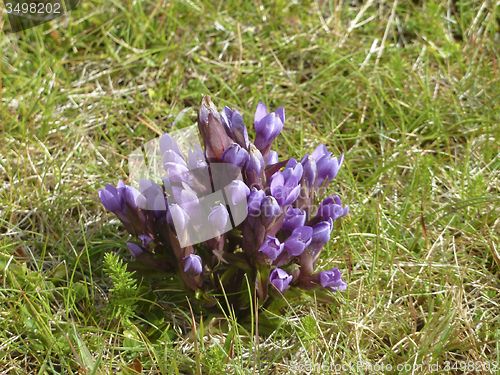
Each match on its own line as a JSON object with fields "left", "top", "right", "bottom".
{"left": 267, "top": 151, "right": 279, "bottom": 165}
{"left": 160, "top": 133, "right": 183, "bottom": 158}
{"left": 269, "top": 268, "right": 292, "bottom": 292}
{"left": 183, "top": 254, "right": 202, "bottom": 276}
{"left": 254, "top": 102, "right": 268, "bottom": 123}
{"left": 208, "top": 204, "right": 229, "bottom": 233}
{"left": 226, "top": 180, "right": 250, "bottom": 205}
{"left": 275, "top": 107, "right": 285, "bottom": 126}
{"left": 311, "top": 144, "right": 329, "bottom": 162}
{"left": 127, "top": 242, "right": 143, "bottom": 258}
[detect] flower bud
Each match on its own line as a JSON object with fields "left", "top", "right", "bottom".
{"left": 221, "top": 107, "right": 249, "bottom": 148}
{"left": 254, "top": 102, "right": 285, "bottom": 157}
{"left": 127, "top": 242, "right": 144, "bottom": 258}
{"left": 283, "top": 226, "right": 313, "bottom": 257}
{"left": 269, "top": 268, "right": 292, "bottom": 292}
{"left": 183, "top": 254, "right": 203, "bottom": 276}
{"left": 208, "top": 204, "right": 230, "bottom": 234}
{"left": 301, "top": 155, "right": 317, "bottom": 190}
{"left": 316, "top": 153, "right": 344, "bottom": 188}
{"left": 221, "top": 143, "right": 250, "bottom": 168}
{"left": 308, "top": 219, "right": 333, "bottom": 256}
{"left": 260, "top": 196, "right": 281, "bottom": 228}
{"left": 318, "top": 267, "right": 347, "bottom": 292}
{"left": 258, "top": 236, "right": 284, "bottom": 261}
{"left": 197, "top": 95, "right": 234, "bottom": 161}
{"left": 316, "top": 195, "right": 349, "bottom": 222}
{"left": 282, "top": 206, "right": 306, "bottom": 234}
{"left": 245, "top": 144, "right": 265, "bottom": 177}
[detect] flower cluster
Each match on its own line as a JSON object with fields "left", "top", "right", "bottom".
{"left": 99, "top": 96, "right": 348, "bottom": 310}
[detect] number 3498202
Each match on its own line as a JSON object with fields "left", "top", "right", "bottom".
{"left": 6, "top": 2, "right": 61, "bottom": 14}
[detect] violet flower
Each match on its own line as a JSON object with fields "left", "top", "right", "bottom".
{"left": 138, "top": 234, "right": 153, "bottom": 248}
{"left": 316, "top": 195, "right": 349, "bottom": 222}
{"left": 208, "top": 204, "right": 230, "bottom": 234}
{"left": 269, "top": 169, "right": 301, "bottom": 207}
{"left": 99, "top": 96, "right": 349, "bottom": 307}
{"left": 183, "top": 254, "right": 203, "bottom": 276}
{"left": 301, "top": 155, "right": 317, "bottom": 190}
{"left": 282, "top": 206, "right": 306, "bottom": 235}
{"left": 316, "top": 152, "right": 344, "bottom": 188}
{"left": 167, "top": 204, "right": 190, "bottom": 235}
{"left": 269, "top": 268, "right": 292, "bottom": 292}
{"left": 254, "top": 102, "right": 285, "bottom": 157}
{"left": 226, "top": 179, "right": 251, "bottom": 205}
{"left": 99, "top": 181, "right": 147, "bottom": 236}
{"left": 258, "top": 236, "right": 284, "bottom": 261}
{"left": 160, "top": 133, "right": 183, "bottom": 159}
{"left": 245, "top": 144, "right": 265, "bottom": 180}
{"left": 247, "top": 187, "right": 265, "bottom": 217}
{"left": 221, "top": 107, "right": 249, "bottom": 149}
{"left": 188, "top": 145, "right": 209, "bottom": 170}
{"left": 309, "top": 219, "right": 334, "bottom": 254}
{"left": 221, "top": 143, "right": 250, "bottom": 168}
{"left": 127, "top": 242, "right": 144, "bottom": 258}
{"left": 260, "top": 196, "right": 281, "bottom": 228}
{"left": 318, "top": 267, "right": 347, "bottom": 292}
{"left": 283, "top": 226, "right": 313, "bottom": 257}
{"left": 99, "top": 182, "right": 128, "bottom": 222}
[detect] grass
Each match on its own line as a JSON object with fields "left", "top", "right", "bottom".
{"left": 1, "top": 0, "right": 500, "bottom": 373}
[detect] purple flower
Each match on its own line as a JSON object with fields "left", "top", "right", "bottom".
{"left": 221, "top": 143, "right": 250, "bottom": 168}
{"left": 167, "top": 204, "right": 190, "bottom": 234}
{"left": 316, "top": 196, "right": 349, "bottom": 222}
{"left": 160, "top": 133, "right": 183, "bottom": 159}
{"left": 284, "top": 226, "right": 313, "bottom": 256}
{"left": 311, "top": 144, "right": 328, "bottom": 162}
{"left": 221, "top": 107, "right": 249, "bottom": 148}
{"left": 127, "top": 242, "right": 144, "bottom": 258}
{"left": 316, "top": 153, "right": 344, "bottom": 188}
{"left": 245, "top": 144, "right": 265, "bottom": 177}
{"left": 267, "top": 151, "right": 278, "bottom": 165}
{"left": 122, "top": 183, "right": 146, "bottom": 210}
{"left": 309, "top": 219, "right": 334, "bottom": 254}
{"left": 300, "top": 155, "right": 317, "bottom": 190}
{"left": 171, "top": 186, "right": 201, "bottom": 218}
{"left": 138, "top": 234, "right": 153, "bottom": 248}
{"left": 270, "top": 170, "right": 301, "bottom": 207}
{"left": 164, "top": 162, "right": 192, "bottom": 184}
{"left": 226, "top": 180, "right": 251, "bottom": 205}
{"left": 254, "top": 102, "right": 285, "bottom": 156}
{"left": 282, "top": 158, "right": 303, "bottom": 181}
{"left": 183, "top": 254, "right": 203, "bottom": 276}
{"left": 258, "top": 236, "right": 284, "bottom": 261}
{"left": 99, "top": 181, "right": 145, "bottom": 223}
{"left": 269, "top": 268, "right": 292, "bottom": 292}
{"left": 188, "top": 145, "right": 208, "bottom": 170}
{"left": 162, "top": 149, "right": 187, "bottom": 168}
{"left": 282, "top": 206, "right": 306, "bottom": 234}
{"left": 99, "top": 183, "right": 126, "bottom": 217}
{"left": 318, "top": 267, "right": 347, "bottom": 292}
{"left": 138, "top": 179, "right": 167, "bottom": 212}
{"left": 208, "top": 204, "right": 230, "bottom": 233}
{"left": 247, "top": 188, "right": 265, "bottom": 217}
{"left": 260, "top": 196, "right": 281, "bottom": 228}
